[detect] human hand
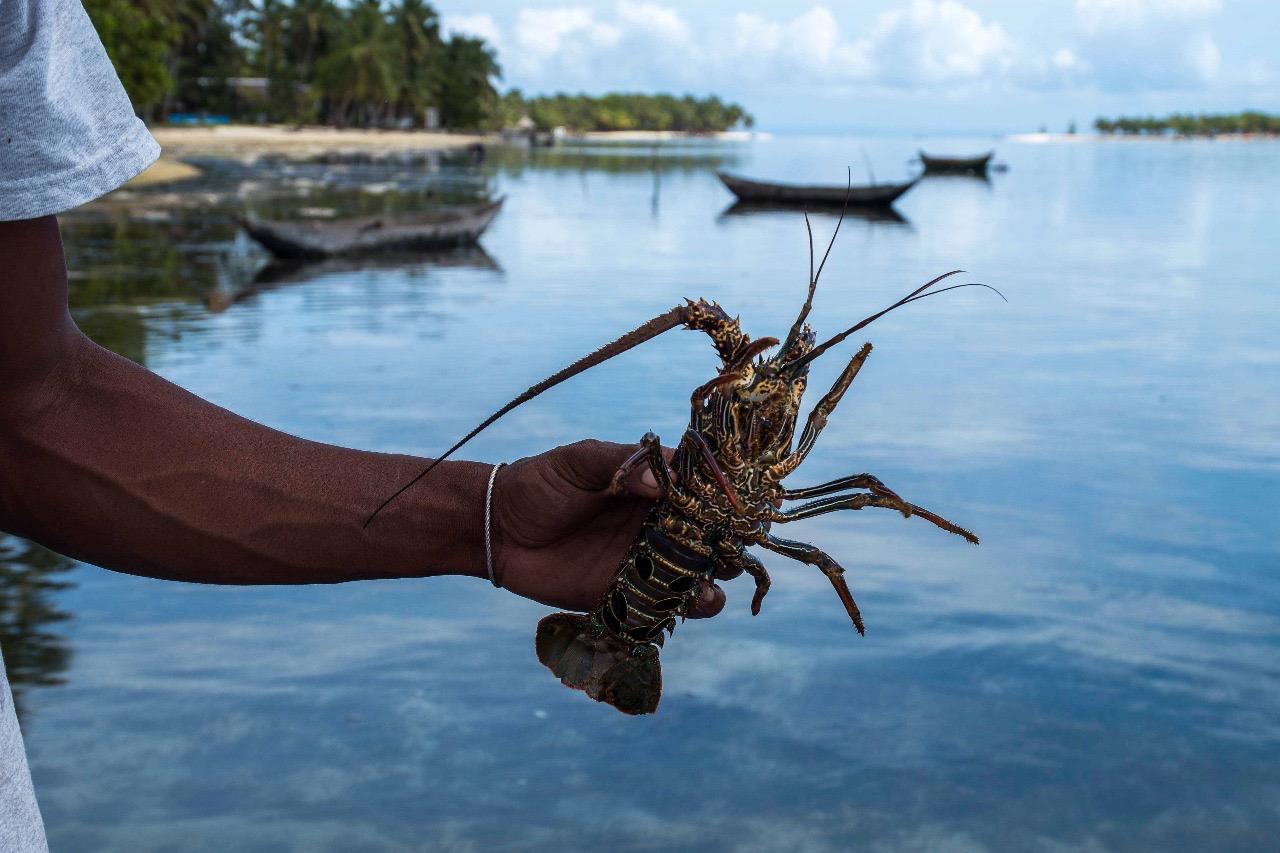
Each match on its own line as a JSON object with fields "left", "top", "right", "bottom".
{"left": 490, "top": 440, "right": 738, "bottom": 616}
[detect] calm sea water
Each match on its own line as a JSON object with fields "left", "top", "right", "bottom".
{"left": 5, "top": 134, "right": 1279, "bottom": 851}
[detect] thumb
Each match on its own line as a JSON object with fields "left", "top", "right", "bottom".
{"left": 619, "top": 443, "right": 676, "bottom": 501}
{"left": 555, "top": 439, "right": 673, "bottom": 500}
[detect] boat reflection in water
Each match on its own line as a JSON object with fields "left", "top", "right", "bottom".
{"left": 207, "top": 243, "right": 502, "bottom": 313}
{"left": 0, "top": 536, "right": 75, "bottom": 725}
{"left": 718, "top": 199, "right": 911, "bottom": 227}
{"left": 238, "top": 199, "right": 505, "bottom": 260}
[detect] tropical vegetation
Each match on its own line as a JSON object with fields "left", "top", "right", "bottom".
{"left": 1095, "top": 112, "right": 1280, "bottom": 137}
{"left": 82, "top": 0, "right": 752, "bottom": 132}
{"left": 516, "top": 92, "right": 753, "bottom": 133}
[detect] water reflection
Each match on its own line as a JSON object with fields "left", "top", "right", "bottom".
{"left": 211, "top": 246, "right": 502, "bottom": 312}
{"left": 0, "top": 537, "right": 75, "bottom": 723}
{"left": 918, "top": 171, "right": 993, "bottom": 186}
{"left": 18, "top": 135, "right": 1280, "bottom": 850}
{"left": 489, "top": 141, "right": 742, "bottom": 176}
{"left": 718, "top": 200, "right": 911, "bottom": 226}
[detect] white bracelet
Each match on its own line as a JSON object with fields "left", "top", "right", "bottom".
{"left": 484, "top": 462, "right": 507, "bottom": 588}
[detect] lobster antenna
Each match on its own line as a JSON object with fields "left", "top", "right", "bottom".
{"left": 365, "top": 305, "right": 689, "bottom": 527}
{"left": 783, "top": 269, "right": 978, "bottom": 370}
{"left": 807, "top": 208, "right": 815, "bottom": 294}
{"left": 900, "top": 282, "right": 1006, "bottom": 307}
{"left": 787, "top": 278, "right": 1006, "bottom": 371}
{"left": 780, "top": 210, "right": 817, "bottom": 356}
{"left": 812, "top": 166, "right": 852, "bottom": 289}
{"left": 782, "top": 169, "right": 853, "bottom": 356}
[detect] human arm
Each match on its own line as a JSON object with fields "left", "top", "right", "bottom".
{"left": 0, "top": 215, "right": 489, "bottom": 585}
{"left": 0, "top": 216, "right": 731, "bottom": 611}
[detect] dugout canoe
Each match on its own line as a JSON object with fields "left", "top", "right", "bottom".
{"left": 239, "top": 198, "right": 504, "bottom": 259}
{"left": 716, "top": 172, "right": 917, "bottom": 207}
{"left": 918, "top": 150, "right": 994, "bottom": 175}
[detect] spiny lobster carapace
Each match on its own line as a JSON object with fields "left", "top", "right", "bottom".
{"left": 367, "top": 214, "right": 1001, "bottom": 715}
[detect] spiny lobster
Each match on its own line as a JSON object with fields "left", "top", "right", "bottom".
{"left": 367, "top": 212, "right": 1001, "bottom": 715}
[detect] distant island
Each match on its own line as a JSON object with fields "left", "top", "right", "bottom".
{"left": 497, "top": 92, "right": 753, "bottom": 134}
{"left": 1094, "top": 111, "right": 1280, "bottom": 138}
{"left": 85, "top": 0, "right": 752, "bottom": 134}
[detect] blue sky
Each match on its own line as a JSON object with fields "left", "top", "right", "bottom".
{"left": 436, "top": 0, "right": 1279, "bottom": 132}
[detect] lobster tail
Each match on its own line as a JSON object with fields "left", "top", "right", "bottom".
{"left": 535, "top": 613, "right": 663, "bottom": 715}
{"left": 535, "top": 526, "right": 713, "bottom": 715}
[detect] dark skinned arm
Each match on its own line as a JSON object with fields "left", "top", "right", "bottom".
{"left": 0, "top": 216, "right": 731, "bottom": 613}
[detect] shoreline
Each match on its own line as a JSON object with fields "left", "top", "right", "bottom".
{"left": 569, "top": 129, "right": 767, "bottom": 142}
{"left": 1008, "top": 131, "right": 1280, "bottom": 144}
{"left": 149, "top": 124, "right": 490, "bottom": 158}
{"left": 149, "top": 124, "right": 761, "bottom": 159}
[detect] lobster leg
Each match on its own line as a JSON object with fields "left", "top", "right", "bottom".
{"left": 782, "top": 473, "right": 903, "bottom": 503}
{"left": 610, "top": 432, "right": 702, "bottom": 514}
{"left": 770, "top": 494, "right": 978, "bottom": 544}
{"left": 767, "top": 343, "right": 873, "bottom": 481}
{"left": 719, "top": 546, "right": 772, "bottom": 615}
{"left": 641, "top": 432, "right": 681, "bottom": 496}
{"left": 608, "top": 445, "right": 652, "bottom": 495}
{"left": 741, "top": 551, "right": 771, "bottom": 616}
{"left": 757, "top": 534, "right": 865, "bottom": 634}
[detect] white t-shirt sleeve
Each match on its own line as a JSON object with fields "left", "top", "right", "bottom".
{"left": 0, "top": 0, "right": 160, "bottom": 221}
{"left": 0, "top": 650, "right": 48, "bottom": 853}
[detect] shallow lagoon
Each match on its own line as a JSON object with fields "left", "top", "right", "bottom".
{"left": 6, "top": 134, "right": 1279, "bottom": 850}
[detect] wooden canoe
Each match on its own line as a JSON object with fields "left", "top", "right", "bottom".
{"left": 918, "top": 151, "right": 993, "bottom": 175}
{"left": 717, "top": 172, "right": 917, "bottom": 207}
{"left": 240, "top": 198, "right": 504, "bottom": 260}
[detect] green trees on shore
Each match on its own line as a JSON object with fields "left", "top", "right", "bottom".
{"left": 519, "top": 93, "right": 754, "bottom": 133}
{"left": 1095, "top": 112, "right": 1280, "bottom": 137}
{"left": 82, "top": 0, "right": 752, "bottom": 132}
{"left": 85, "top": 0, "right": 497, "bottom": 128}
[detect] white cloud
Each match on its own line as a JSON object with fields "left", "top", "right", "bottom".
{"left": 1075, "top": 0, "right": 1221, "bottom": 34}
{"left": 865, "top": 0, "right": 1015, "bottom": 86}
{"left": 442, "top": 13, "right": 504, "bottom": 51}
{"left": 1187, "top": 32, "right": 1222, "bottom": 80}
{"left": 464, "top": 0, "right": 1234, "bottom": 101}
{"left": 492, "top": 1, "right": 1028, "bottom": 92}
{"left": 1239, "top": 58, "right": 1277, "bottom": 87}
{"left": 720, "top": 7, "right": 873, "bottom": 84}
{"left": 1051, "top": 47, "right": 1088, "bottom": 74}
{"left": 514, "top": 6, "right": 621, "bottom": 63}
{"left": 616, "top": 0, "right": 689, "bottom": 43}
{"left": 717, "top": 2, "right": 1015, "bottom": 88}
{"left": 1071, "top": 0, "right": 1224, "bottom": 89}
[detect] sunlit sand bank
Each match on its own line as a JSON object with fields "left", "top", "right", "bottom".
{"left": 126, "top": 157, "right": 204, "bottom": 187}
{"left": 571, "top": 130, "right": 767, "bottom": 142}
{"left": 149, "top": 124, "right": 489, "bottom": 158}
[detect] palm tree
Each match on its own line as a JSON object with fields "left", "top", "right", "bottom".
{"left": 391, "top": 0, "right": 441, "bottom": 126}
{"left": 436, "top": 35, "right": 500, "bottom": 129}
{"left": 314, "top": 0, "right": 398, "bottom": 126}
{"left": 283, "top": 0, "right": 342, "bottom": 120}
{"left": 83, "top": 0, "right": 179, "bottom": 118}
{"left": 244, "top": 0, "right": 291, "bottom": 117}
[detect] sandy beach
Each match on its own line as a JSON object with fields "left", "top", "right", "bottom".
{"left": 150, "top": 124, "right": 490, "bottom": 158}
{"left": 571, "top": 129, "right": 767, "bottom": 142}
{"left": 126, "top": 157, "right": 204, "bottom": 186}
